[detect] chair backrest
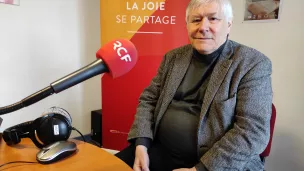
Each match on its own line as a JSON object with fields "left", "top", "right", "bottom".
{"left": 260, "top": 104, "right": 276, "bottom": 157}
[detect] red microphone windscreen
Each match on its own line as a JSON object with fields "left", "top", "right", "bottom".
{"left": 96, "top": 39, "right": 138, "bottom": 78}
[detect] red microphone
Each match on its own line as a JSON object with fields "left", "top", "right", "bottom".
{"left": 96, "top": 39, "right": 138, "bottom": 78}
{"left": 0, "top": 39, "right": 138, "bottom": 115}
{"left": 51, "top": 38, "right": 138, "bottom": 93}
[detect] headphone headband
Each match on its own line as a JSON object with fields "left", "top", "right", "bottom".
{"left": 42, "top": 106, "right": 72, "bottom": 125}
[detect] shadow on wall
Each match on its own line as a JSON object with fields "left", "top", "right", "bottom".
{"left": 76, "top": 0, "right": 101, "bottom": 134}
{"left": 265, "top": 131, "right": 304, "bottom": 171}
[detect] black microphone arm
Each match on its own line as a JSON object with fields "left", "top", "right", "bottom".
{"left": 0, "top": 59, "right": 108, "bottom": 115}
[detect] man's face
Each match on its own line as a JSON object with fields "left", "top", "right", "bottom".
{"left": 186, "top": 2, "right": 232, "bottom": 55}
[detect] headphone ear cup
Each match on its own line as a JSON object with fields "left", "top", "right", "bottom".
{"left": 35, "top": 114, "right": 72, "bottom": 146}
{"left": 3, "top": 121, "right": 33, "bottom": 146}
{"left": 10, "top": 129, "right": 21, "bottom": 144}
{"left": 3, "top": 129, "right": 21, "bottom": 145}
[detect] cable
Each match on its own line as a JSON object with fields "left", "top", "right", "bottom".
{"left": 71, "top": 127, "right": 100, "bottom": 147}
{"left": 72, "top": 127, "right": 86, "bottom": 142}
{"left": 0, "top": 161, "right": 38, "bottom": 168}
{"left": 89, "top": 139, "right": 101, "bottom": 147}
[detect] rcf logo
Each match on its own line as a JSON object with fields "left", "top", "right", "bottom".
{"left": 113, "top": 41, "right": 132, "bottom": 62}
{"left": 110, "top": 130, "right": 128, "bottom": 135}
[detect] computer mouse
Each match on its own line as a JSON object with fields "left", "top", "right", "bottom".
{"left": 36, "top": 141, "right": 77, "bottom": 164}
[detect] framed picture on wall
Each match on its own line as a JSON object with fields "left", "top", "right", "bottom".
{"left": 243, "top": 0, "right": 283, "bottom": 22}
{"left": 0, "top": 0, "right": 20, "bottom": 6}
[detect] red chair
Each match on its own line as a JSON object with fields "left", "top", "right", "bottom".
{"left": 260, "top": 104, "right": 276, "bottom": 161}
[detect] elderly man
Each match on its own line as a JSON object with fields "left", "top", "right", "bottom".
{"left": 116, "top": 0, "right": 273, "bottom": 171}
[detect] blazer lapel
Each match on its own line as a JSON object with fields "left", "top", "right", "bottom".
{"left": 199, "top": 41, "right": 234, "bottom": 121}
{"left": 154, "top": 47, "right": 193, "bottom": 131}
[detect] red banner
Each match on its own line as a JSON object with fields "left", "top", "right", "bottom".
{"left": 100, "top": 0, "right": 190, "bottom": 150}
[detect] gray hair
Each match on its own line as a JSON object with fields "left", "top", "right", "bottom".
{"left": 186, "top": 0, "right": 233, "bottom": 22}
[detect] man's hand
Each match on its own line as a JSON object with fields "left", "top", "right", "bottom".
{"left": 133, "top": 145, "right": 150, "bottom": 171}
{"left": 173, "top": 167, "right": 197, "bottom": 171}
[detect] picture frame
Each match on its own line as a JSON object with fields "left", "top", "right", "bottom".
{"left": 243, "top": 0, "right": 283, "bottom": 23}
{"left": 0, "top": 0, "right": 20, "bottom": 6}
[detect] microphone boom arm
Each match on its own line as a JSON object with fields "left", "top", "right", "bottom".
{"left": 0, "top": 59, "right": 108, "bottom": 115}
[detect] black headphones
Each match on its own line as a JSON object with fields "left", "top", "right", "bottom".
{"left": 2, "top": 107, "right": 73, "bottom": 148}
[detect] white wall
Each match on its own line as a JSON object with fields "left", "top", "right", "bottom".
{"left": 0, "top": 0, "right": 101, "bottom": 138}
{"left": 230, "top": 1, "right": 304, "bottom": 171}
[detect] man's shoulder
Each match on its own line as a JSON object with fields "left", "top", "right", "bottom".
{"left": 165, "top": 44, "right": 193, "bottom": 57}
{"left": 230, "top": 40, "right": 271, "bottom": 63}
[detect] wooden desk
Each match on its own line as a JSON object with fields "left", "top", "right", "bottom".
{"left": 0, "top": 138, "right": 132, "bottom": 171}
